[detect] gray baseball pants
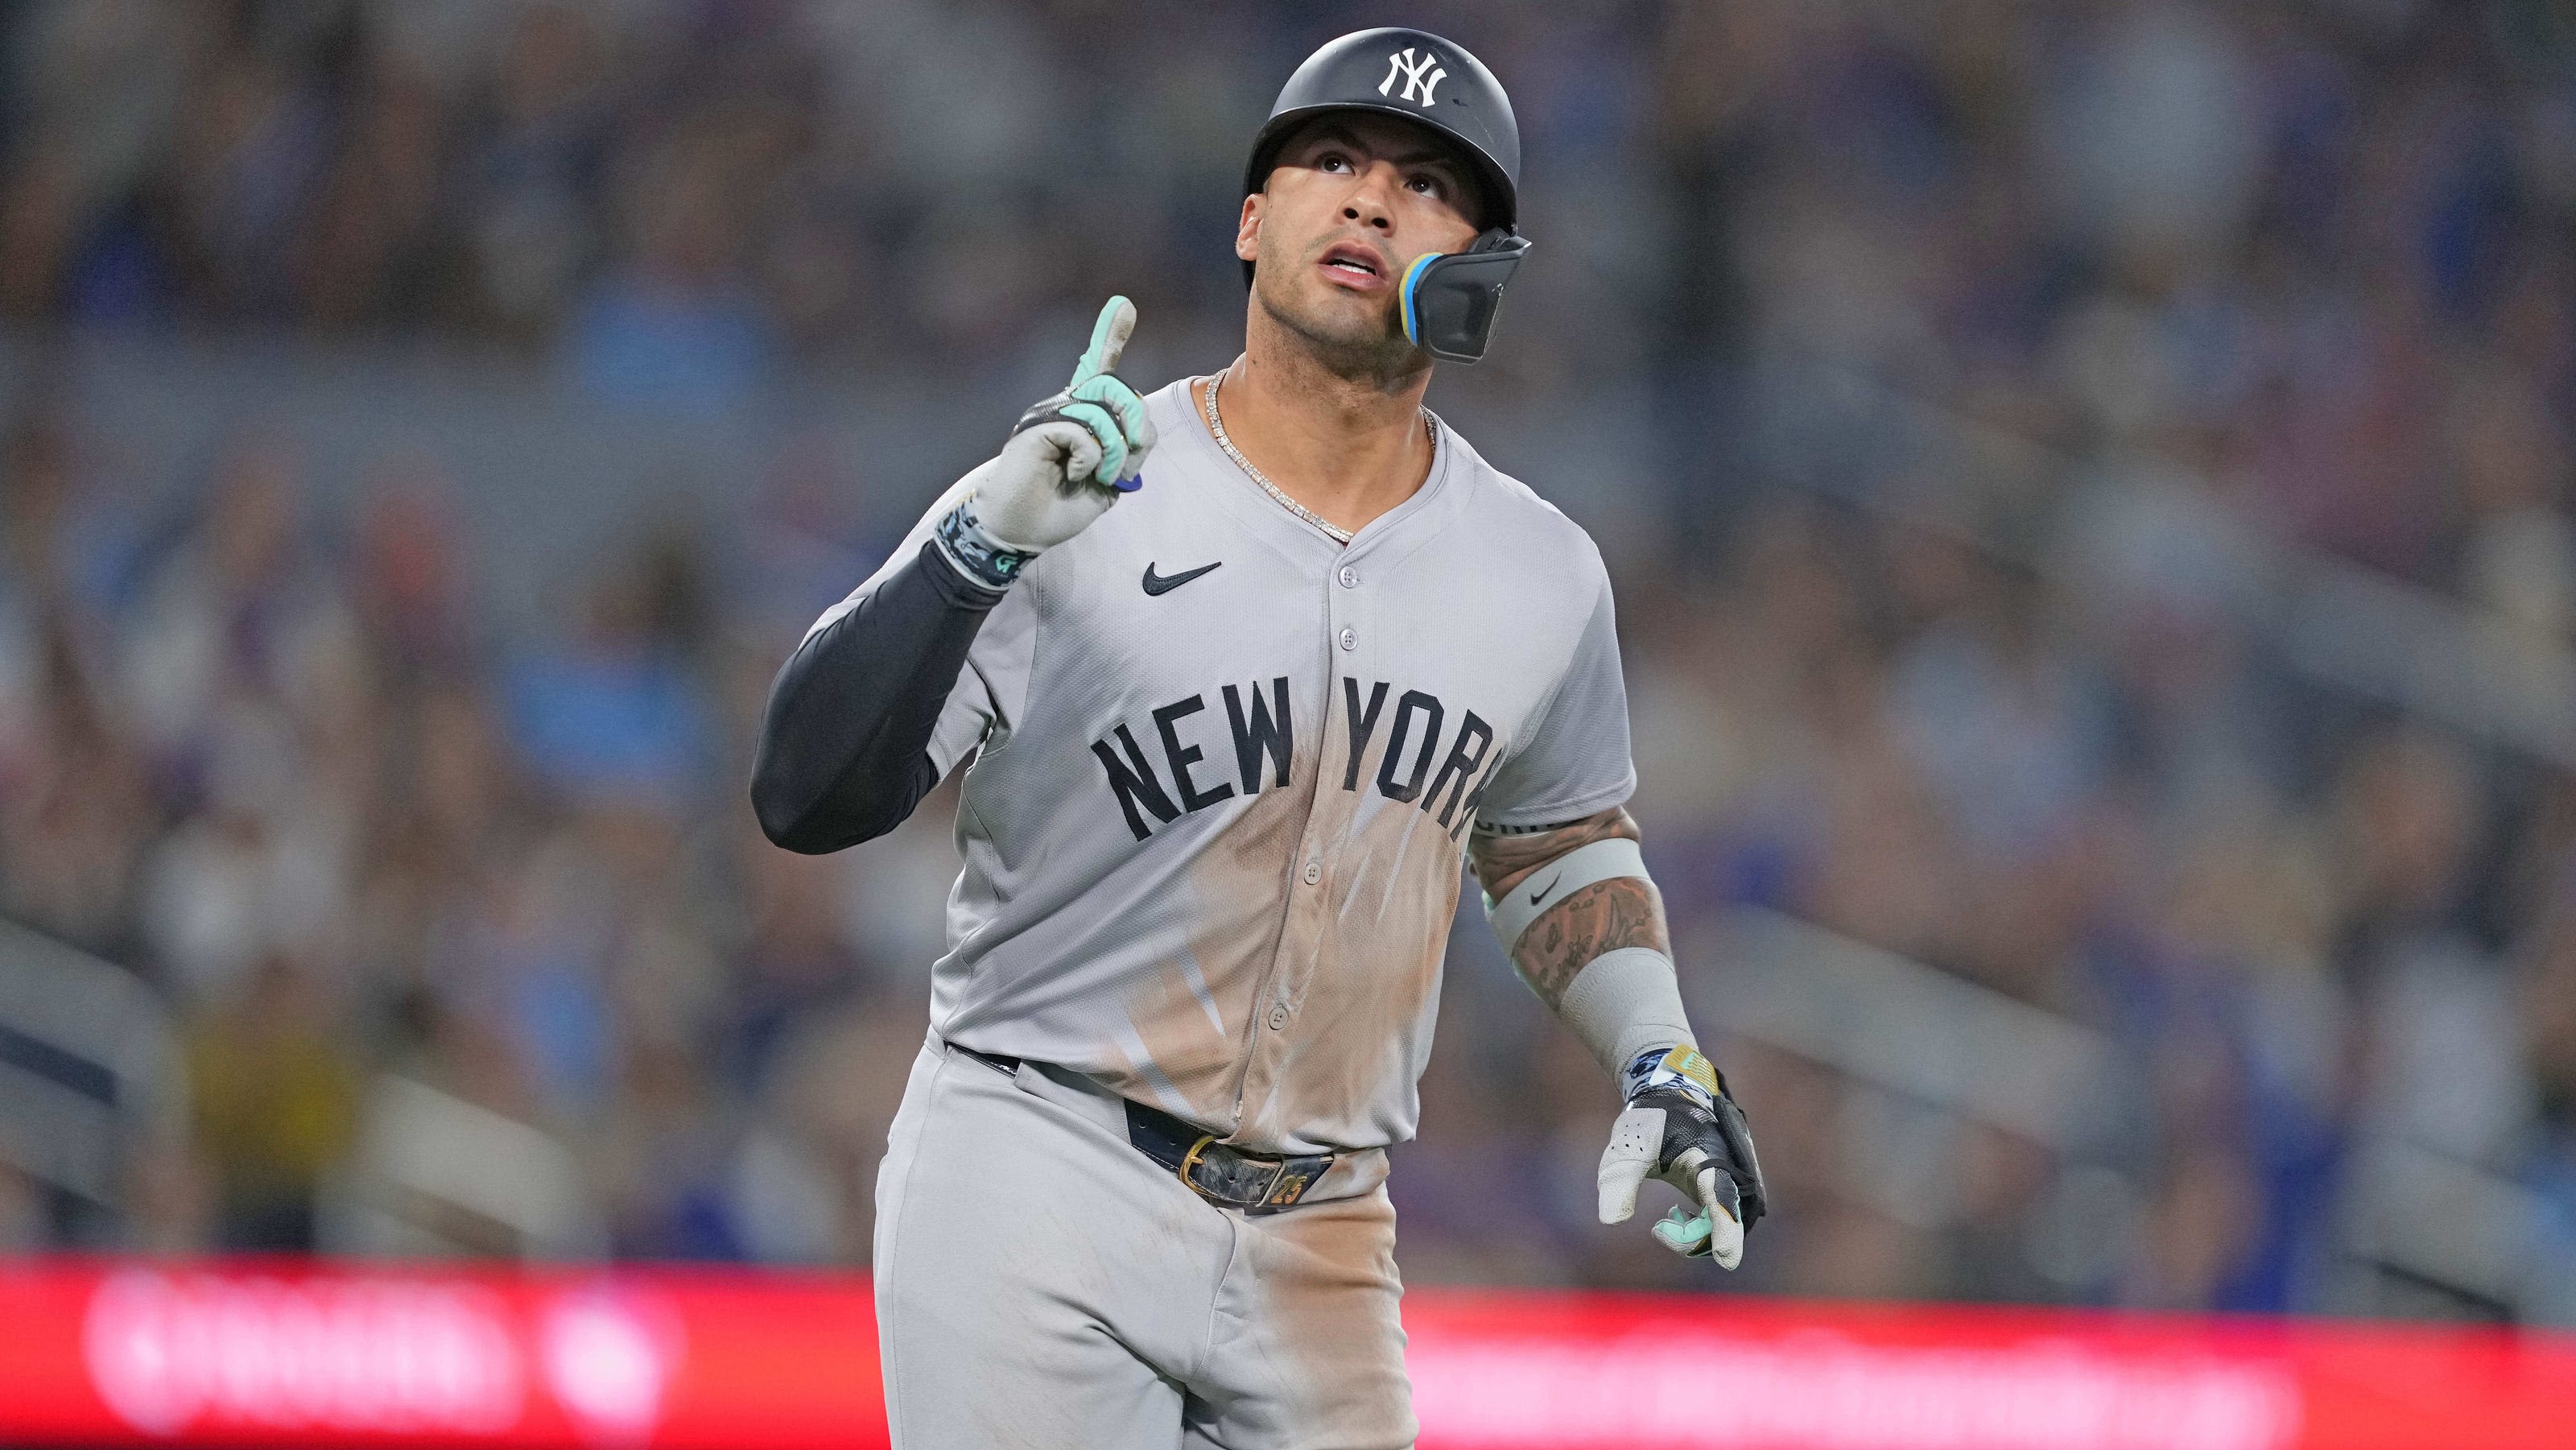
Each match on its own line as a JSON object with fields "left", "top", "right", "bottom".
{"left": 873, "top": 1036, "right": 1416, "bottom": 1449}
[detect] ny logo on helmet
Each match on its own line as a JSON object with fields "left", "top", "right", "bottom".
{"left": 1378, "top": 47, "right": 1447, "bottom": 107}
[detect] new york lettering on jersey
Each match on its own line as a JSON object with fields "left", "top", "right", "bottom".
{"left": 883, "top": 377, "right": 1634, "bottom": 1155}
{"left": 1088, "top": 675, "right": 1501, "bottom": 843}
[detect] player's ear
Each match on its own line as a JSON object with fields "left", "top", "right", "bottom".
{"left": 1236, "top": 193, "right": 1262, "bottom": 265}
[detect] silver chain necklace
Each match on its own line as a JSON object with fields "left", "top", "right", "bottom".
{"left": 1202, "top": 369, "right": 1433, "bottom": 547}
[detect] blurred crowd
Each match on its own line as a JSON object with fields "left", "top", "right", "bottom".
{"left": 7, "top": 0, "right": 2576, "bottom": 1321}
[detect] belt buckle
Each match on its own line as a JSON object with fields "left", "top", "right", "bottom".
{"left": 1179, "top": 1137, "right": 1331, "bottom": 1213}
{"left": 1177, "top": 1134, "right": 1217, "bottom": 1190}
{"left": 1179, "top": 1136, "right": 1286, "bottom": 1210}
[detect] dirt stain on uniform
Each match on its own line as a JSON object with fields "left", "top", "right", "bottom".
{"left": 1230, "top": 1188, "right": 1414, "bottom": 1447}
{"left": 1230, "top": 703, "right": 1469, "bottom": 1150}
{"left": 1114, "top": 952, "right": 1239, "bottom": 1118}
{"left": 1108, "top": 706, "right": 1324, "bottom": 1123}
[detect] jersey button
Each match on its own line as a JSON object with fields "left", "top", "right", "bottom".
{"left": 1338, "top": 627, "right": 1356, "bottom": 651}
{"left": 1268, "top": 1005, "right": 1290, "bottom": 1031}
{"left": 1338, "top": 566, "right": 1359, "bottom": 589}
{"left": 1302, "top": 861, "right": 1322, "bottom": 885}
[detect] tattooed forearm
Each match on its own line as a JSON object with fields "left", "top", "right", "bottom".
{"left": 1470, "top": 808, "right": 1671, "bottom": 1006}
{"left": 1468, "top": 807, "right": 1639, "bottom": 897}
{"left": 1509, "top": 877, "right": 1670, "bottom": 1006}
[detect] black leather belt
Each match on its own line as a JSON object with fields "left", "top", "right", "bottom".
{"left": 953, "top": 1046, "right": 1333, "bottom": 1215}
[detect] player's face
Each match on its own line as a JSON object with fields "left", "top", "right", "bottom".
{"left": 1239, "top": 114, "right": 1483, "bottom": 374}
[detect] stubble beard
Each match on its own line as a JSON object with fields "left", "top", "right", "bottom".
{"left": 1250, "top": 245, "right": 1429, "bottom": 393}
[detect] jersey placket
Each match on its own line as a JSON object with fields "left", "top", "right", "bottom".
{"left": 1226, "top": 540, "right": 1377, "bottom": 1145}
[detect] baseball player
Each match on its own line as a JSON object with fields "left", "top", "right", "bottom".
{"left": 752, "top": 27, "right": 1766, "bottom": 1450}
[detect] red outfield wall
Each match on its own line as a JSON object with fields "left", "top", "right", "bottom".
{"left": 1, "top": 1258, "right": 2570, "bottom": 1449}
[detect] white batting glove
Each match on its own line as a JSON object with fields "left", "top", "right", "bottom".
{"left": 966, "top": 296, "right": 1158, "bottom": 552}
{"left": 1598, "top": 1046, "right": 1768, "bottom": 1268}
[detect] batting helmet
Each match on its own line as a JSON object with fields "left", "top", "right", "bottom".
{"left": 1242, "top": 27, "right": 1530, "bottom": 364}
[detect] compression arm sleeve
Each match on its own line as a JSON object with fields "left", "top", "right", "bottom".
{"left": 1557, "top": 948, "right": 1698, "bottom": 1082}
{"left": 749, "top": 541, "right": 1000, "bottom": 853}
{"left": 1485, "top": 837, "right": 1698, "bottom": 1078}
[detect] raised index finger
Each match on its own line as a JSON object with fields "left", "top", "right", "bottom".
{"left": 1069, "top": 295, "right": 1137, "bottom": 388}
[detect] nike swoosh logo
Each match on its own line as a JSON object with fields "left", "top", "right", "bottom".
{"left": 1141, "top": 560, "right": 1221, "bottom": 596}
{"left": 1527, "top": 870, "right": 1562, "bottom": 906}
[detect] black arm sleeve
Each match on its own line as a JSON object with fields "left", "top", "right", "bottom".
{"left": 749, "top": 541, "right": 1003, "bottom": 853}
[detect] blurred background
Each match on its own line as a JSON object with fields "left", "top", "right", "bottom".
{"left": 5, "top": 0, "right": 2576, "bottom": 1336}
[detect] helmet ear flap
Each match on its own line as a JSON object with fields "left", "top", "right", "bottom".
{"left": 1400, "top": 229, "right": 1530, "bottom": 364}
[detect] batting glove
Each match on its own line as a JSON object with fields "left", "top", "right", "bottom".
{"left": 1598, "top": 1045, "right": 1768, "bottom": 1267}
{"left": 962, "top": 295, "right": 1158, "bottom": 554}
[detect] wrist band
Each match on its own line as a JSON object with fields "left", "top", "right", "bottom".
{"left": 1624, "top": 1043, "right": 1720, "bottom": 1108}
{"left": 933, "top": 499, "right": 1040, "bottom": 595}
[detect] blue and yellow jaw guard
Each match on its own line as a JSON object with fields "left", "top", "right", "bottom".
{"left": 1398, "top": 228, "right": 1531, "bottom": 364}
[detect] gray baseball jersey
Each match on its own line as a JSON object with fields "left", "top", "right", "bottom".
{"left": 824, "top": 375, "right": 1634, "bottom": 1155}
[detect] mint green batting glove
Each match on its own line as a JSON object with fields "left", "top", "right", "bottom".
{"left": 1009, "top": 296, "right": 1157, "bottom": 491}
{"left": 937, "top": 299, "right": 1160, "bottom": 587}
